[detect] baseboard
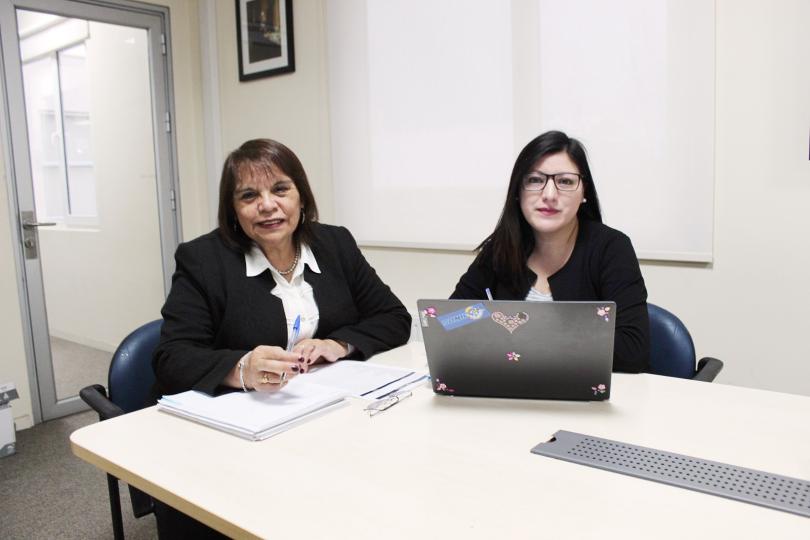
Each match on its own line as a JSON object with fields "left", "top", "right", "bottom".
{"left": 49, "top": 330, "right": 117, "bottom": 353}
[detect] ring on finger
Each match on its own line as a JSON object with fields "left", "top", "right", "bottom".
{"left": 279, "top": 371, "right": 287, "bottom": 384}
{"left": 260, "top": 373, "right": 270, "bottom": 385}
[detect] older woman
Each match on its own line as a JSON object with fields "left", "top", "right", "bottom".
{"left": 152, "top": 138, "right": 411, "bottom": 397}
{"left": 451, "top": 131, "right": 649, "bottom": 372}
{"left": 150, "top": 139, "right": 411, "bottom": 536}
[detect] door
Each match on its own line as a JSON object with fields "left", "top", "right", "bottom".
{"left": 0, "top": 0, "right": 180, "bottom": 421}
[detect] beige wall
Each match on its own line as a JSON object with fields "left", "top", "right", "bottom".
{"left": 0, "top": 150, "right": 33, "bottom": 428}
{"left": 212, "top": 0, "right": 334, "bottom": 224}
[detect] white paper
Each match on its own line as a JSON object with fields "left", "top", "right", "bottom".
{"left": 362, "top": 373, "right": 430, "bottom": 401}
{"left": 304, "top": 361, "right": 425, "bottom": 397}
{"left": 158, "top": 379, "right": 346, "bottom": 437}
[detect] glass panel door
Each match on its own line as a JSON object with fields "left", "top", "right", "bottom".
{"left": 1, "top": 0, "right": 179, "bottom": 420}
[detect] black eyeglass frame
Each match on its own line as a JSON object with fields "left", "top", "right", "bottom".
{"left": 521, "top": 172, "right": 584, "bottom": 192}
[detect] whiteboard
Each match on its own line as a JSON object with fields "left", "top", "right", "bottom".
{"left": 326, "top": 0, "right": 714, "bottom": 262}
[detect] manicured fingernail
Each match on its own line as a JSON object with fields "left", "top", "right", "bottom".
{"left": 298, "top": 357, "right": 305, "bottom": 363}
{"left": 291, "top": 365, "right": 299, "bottom": 372}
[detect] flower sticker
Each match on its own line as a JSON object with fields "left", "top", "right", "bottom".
{"left": 435, "top": 378, "right": 455, "bottom": 394}
{"left": 596, "top": 306, "right": 611, "bottom": 322}
{"left": 422, "top": 306, "right": 438, "bottom": 318}
{"left": 592, "top": 383, "right": 607, "bottom": 396}
{"left": 506, "top": 351, "right": 521, "bottom": 362}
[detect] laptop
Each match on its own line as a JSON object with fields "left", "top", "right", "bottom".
{"left": 417, "top": 299, "right": 616, "bottom": 401}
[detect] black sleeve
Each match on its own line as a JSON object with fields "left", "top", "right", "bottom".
{"left": 599, "top": 234, "right": 650, "bottom": 373}
{"left": 152, "top": 242, "right": 246, "bottom": 397}
{"left": 449, "top": 259, "right": 492, "bottom": 300}
{"left": 326, "top": 227, "right": 412, "bottom": 358}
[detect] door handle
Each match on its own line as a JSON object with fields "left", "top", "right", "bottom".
{"left": 22, "top": 220, "right": 56, "bottom": 229}
{"left": 20, "top": 211, "right": 56, "bottom": 259}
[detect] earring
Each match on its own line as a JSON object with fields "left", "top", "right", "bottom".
{"left": 582, "top": 198, "right": 587, "bottom": 203}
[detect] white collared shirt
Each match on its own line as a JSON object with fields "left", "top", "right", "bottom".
{"left": 525, "top": 287, "right": 553, "bottom": 302}
{"left": 245, "top": 243, "right": 321, "bottom": 346}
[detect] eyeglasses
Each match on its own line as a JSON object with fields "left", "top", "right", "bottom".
{"left": 363, "top": 391, "right": 412, "bottom": 417}
{"left": 521, "top": 172, "right": 583, "bottom": 192}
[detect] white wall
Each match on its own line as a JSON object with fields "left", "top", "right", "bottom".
{"left": 210, "top": 0, "right": 810, "bottom": 396}
{"left": 362, "top": 0, "right": 810, "bottom": 396}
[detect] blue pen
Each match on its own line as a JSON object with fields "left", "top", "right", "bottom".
{"left": 287, "top": 315, "right": 301, "bottom": 352}
{"left": 485, "top": 288, "right": 494, "bottom": 301}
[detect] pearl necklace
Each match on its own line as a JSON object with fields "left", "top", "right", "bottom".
{"left": 272, "top": 248, "right": 300, "bottom": 276}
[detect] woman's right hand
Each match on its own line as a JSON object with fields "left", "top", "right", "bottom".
{"left": 234, "top": 345, "right": 302, "bottom": 392}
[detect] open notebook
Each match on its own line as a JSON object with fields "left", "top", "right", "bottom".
{"left": 157, "top": 360, "right": 428, "bottom": 441}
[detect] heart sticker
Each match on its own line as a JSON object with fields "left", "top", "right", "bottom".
{"left": 491, "top": 311, "right": 529, "bottom": 334}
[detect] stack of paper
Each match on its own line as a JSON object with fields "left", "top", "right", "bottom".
{"left": 158, "top": 360, "right": 429, "bottom": 440}
{"left": 158, "top": 380, "right": 347, "bottom": 441}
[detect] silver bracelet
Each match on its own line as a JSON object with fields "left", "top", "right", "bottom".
{"left": 238, "top": 357, "right": 249, "bottom": 392}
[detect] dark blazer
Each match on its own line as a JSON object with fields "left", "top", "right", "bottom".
{"left": 152, "top": 223, "right": 411, "bottom": 398}
{"left": 450, "top": 220, "right": 650, "bottom": 373}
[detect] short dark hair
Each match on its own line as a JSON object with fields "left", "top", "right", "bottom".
{"left": 476, "top": 130, "right": 603, "bottom": 287}
{"left": 217, "top": 139, "right": 319, "bottom": 252}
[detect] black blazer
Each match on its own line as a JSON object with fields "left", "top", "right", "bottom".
{"left": 152, "top": 223, "right": 411, "bottom": 398}
{"left": 450, "top": 220, "right": 650, "bottom": 373}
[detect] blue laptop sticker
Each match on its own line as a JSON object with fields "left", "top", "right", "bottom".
{"left": 437, "top": 303, "right": 490, "bottom": 331}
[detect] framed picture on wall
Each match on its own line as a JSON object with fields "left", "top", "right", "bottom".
{"left": 236, "top": 0, "right": 295, "bottom": 81}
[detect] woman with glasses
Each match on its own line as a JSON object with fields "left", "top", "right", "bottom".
{"left": 450, "top": 130, "right": 649, "bottom": 372}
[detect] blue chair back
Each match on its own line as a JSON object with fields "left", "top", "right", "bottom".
{"left": 647, "top": 304, "right": 696, "bottom": 379}
{"left": 108, "top": 319, "right": 161, "bottom": 413}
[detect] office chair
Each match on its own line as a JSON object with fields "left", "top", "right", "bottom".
{"left": 647, "top": 304, "right": 723, "bottom": 382}
{"left": 79, "top": 319, "right": 162, "bottom": 540}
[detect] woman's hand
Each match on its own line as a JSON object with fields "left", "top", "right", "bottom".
{"left": 230, "top": 345, "right": 302, "bottom": 392}
{"left": 293, "top": 339, "right": 349, "bottom": 372}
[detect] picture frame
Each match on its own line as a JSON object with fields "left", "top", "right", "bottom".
{"left": 236, "top": 0, "right": 295, "bottom": 81}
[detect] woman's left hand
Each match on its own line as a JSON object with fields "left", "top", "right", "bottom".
{"left": 293, "top": 339, "right": 349, "bottom": 372}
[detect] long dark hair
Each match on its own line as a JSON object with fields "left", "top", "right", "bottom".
{"left": 217, "top": 139, "right": 319, "bottom": 253}
{"left": 475, "top": 130, "right": 602, "bottom": 287}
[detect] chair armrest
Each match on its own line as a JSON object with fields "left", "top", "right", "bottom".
{"left": 79, "top": 384, "right": 125, "bottom": 421}
{"left": 693, "top": 357, "right": 723, "bottom": 382}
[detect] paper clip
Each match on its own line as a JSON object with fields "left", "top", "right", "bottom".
{"left": 364, "top": 391, "right": 412, "bottom": 417}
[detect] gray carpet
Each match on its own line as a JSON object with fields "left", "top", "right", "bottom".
{"left": 51, "top": 337, "right": 112, "bottom": 401}
{"left": 0, "top": 410, "right": 157, "bottom": 539}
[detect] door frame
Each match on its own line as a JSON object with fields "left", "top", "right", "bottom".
{"left": 0, "top": 0, "right": 181, "bottom": 422}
